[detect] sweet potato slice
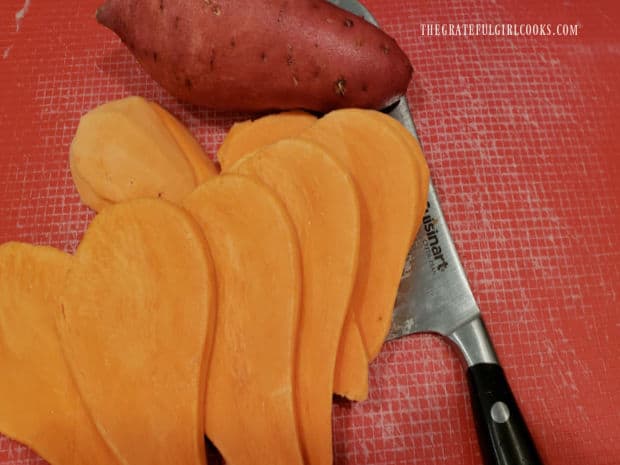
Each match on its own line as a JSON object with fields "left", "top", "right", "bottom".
{"left": 230, "top": 139, "right": 360, "bottom": 465}
{"left": 58, "top": 199, "right": 216, "bottom": 465}
{"left": 221, "top": 110, "right": 369, "bottom": 401}
{"left": 333, "top": 316, "right": 369, "bottom": 400}
{"left": 70, "top": 164, "right": 113, "bottom": 211}
{"left": 215, "top": 121, "right": 251, "bottom": 169}
{"left": 183, "top": 175, "right": 304, "bottom": 465}
{"left": 370, "top": 111, "right": 430, "bottom": 245}
{"left": 217, "top": 111, "right": 317, "bottom": 171}
{"left": 70, "top": 96, "right": 197, "bottom": 210}
{"left": 149, "top": 102, "right": 220, "bottom": 181}
{"left": 301, "top": 109, "right": 429, "bottom": 361}
{"left": 0, "top": 242, "right": 120, "bottom": 465}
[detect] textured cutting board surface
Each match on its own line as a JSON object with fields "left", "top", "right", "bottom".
{"left": 1, "top": 0, "right": 619, "bottom": 464}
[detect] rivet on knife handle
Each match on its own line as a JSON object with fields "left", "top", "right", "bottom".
{"left": 467, "top": 362, "right": 543, "bottom": 465}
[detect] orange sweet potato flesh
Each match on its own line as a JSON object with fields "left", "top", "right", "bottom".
{"left": 70, "top": 96, "right": 197, "bottom": 210}
{"left": 183, "top": 175, "right": 304, "bottom": 465}
{"left": 58, "top": 198, "right": 216, "bottom": 465}
{"left": 0, "top": 242, "right": 120, "bottom": 465}
{"left": 149, "top": 102, "right": 220, "bottom": 181}
{"left": 301, "top": 109, "right": 429, "bottom": 361}
{"left": 230, "top": 139, "right": 360, "bottom": 465}
{"left": 375, "top": 113, "right": 430, "bottom": 245}
{"left": 70, "top": 166, "right": 113, "bottom": 212}
{"left": 219, "top": 111, "right": 368, "bottom": 401}
{"left": 333, "top": 313, "right": 369, "bottom": 400}
{"left": 217, "top": 111, "right": 317, "bottom": 171}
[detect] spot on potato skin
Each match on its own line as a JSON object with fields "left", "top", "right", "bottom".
{"left": 286, "top": 45, "right": 295, "bottom": 66}
{"left": 277, "top": 1, "right": 288, "bottom": 24}
{"left": 174, "top": 16, "right": 180, "bottom": 29}
{"left": 153, "top": 51, "right": 158, "bottom": 62}
{"left": 362, "top": 82, "right": 368, "bottom": 92}
{"left": 185, "top": 78, "right": 193, "bottom": 90}
{"left": 292, "top": 75, "right": 299, "bottom": 86}
{"left": 209, "top": 49, "right": 216, "bottom": 71}
{"left": 230, "top": 37, "right": 236, "bottom": 48}
{"left": 343, "top": 18, "right": 354, "bottom": 28}
{"left": 312, "top": 67, "right": 321, "bottom": 79}
{"left": 204, "top": 0, "right": 222, "bottom": 16}
{"left": 159, "top": 0, "right": 164, "bottom": 11}
{"left": 260, "top": 51, "right": 268, "bottom": 63}
{"left": 380, "top": 43, "right": 391, "bottom": 54}
{"left": 334, "top": 78, "right": 346, "bottom": 96}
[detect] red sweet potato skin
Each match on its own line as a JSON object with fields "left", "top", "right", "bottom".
{"left": 96, "top": 0, "right": 412, "bottom": 112}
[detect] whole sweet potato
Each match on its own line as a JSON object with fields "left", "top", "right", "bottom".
{"left": 96, "top": 0, "right": 412, "bottom": 112}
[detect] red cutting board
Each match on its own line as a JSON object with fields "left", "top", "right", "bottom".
{"left": 1, "top": 0, "right": 619, "bottom": 464}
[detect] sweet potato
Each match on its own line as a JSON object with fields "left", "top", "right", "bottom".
{"left": 95, "top": 0, "right": 413, "bottom": 112}
{"left": 149, "top": 102, "right": 220, "bottom": 181}
{"left": 301, "top": 109, "right": 429, "bottom": 362}
{"left": 217, "top": 111, "right": 369, "bottom": 400}
{"left": 70, "top": 96, "right": 207, "bottom": 211}
{"left": 71, "top": 167, "right": 113, "bottom": 212}
{"left": 58, "top": 198, "right": 216, "bottom": 465}
{"left": 230, "top": 138, "right": 360, "bottom": 465}
{"left": 333, "top": 314, "right": 369, "bottom": 400}
{"left": 183, "top": 175, "right": 304, "bottom": 465}
{"left": 215, "top": 110, "right": 369, "bottom": 401}
{"left": 217, "top": 111, "right": 317, "bottom": 171}
{"left": 0, "top": 242, "right": 120, "bottom": 465}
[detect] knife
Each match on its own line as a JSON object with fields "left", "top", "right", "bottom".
{"left": 330, "top": 1, "right": 544, "bottom": 463}
{"left": 387, "top": 99, "right": 545, "bottom": 465}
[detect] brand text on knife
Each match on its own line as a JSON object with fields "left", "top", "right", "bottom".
{"left": 422, "top": 202, "right": 449, "bottom": 273}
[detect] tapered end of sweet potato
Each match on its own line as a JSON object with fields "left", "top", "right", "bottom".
{"left": 95, "top": 1, "right": 116, "bottom": 31}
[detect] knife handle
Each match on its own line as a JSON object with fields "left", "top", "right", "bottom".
{"left": 466, "top": 363, "right": 543, "bottom": 465}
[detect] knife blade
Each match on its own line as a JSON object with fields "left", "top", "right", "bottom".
{"left": 329, "top": 1, "right": 544, "bottom": 464}
{"left": 387, "top": 100, "right": 544, "bottom": 465}
{"left": 386, "top": 99, "right": 496, "bottom": 365}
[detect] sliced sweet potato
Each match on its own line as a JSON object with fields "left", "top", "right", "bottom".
{"left": 149, "top": 102, "right": 220, "bottom": 182}
{"left": 58, "top": 198, "right": 216, "bottom": 465}
{"left": 301, "top": 109, "right": 429, "bottom": 361}
{"left": 333, "top": 316, "right": 369, "bottom": 400}
{"left": 70, "top": 164, "right": 112, "bottom": 211}
{"left": 216, "top": 109, "right": 368, "bottom": 401}
{"left": 0, "top": 242, "right": 120, "bottom": 465}
{"left": 215, "top": 121, "right": 251, "bottom": 169}
{"left": 70, "top": 96, "right": 197, "bottom": 210}
{"left": 217, "top": 111, "right": 317, "bottom": 171}
{"left": 183, "top": 175, "right": 304, "bottom": 465}
{"left": 230, "top": 139, "right": 360, "bottom": 465}
{"left": 371, "top": 111, "right": 430, "bottom": 245}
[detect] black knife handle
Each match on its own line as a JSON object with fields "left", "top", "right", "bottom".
{"left": 466, "top": 363, "right": 543, "bottom": 465}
